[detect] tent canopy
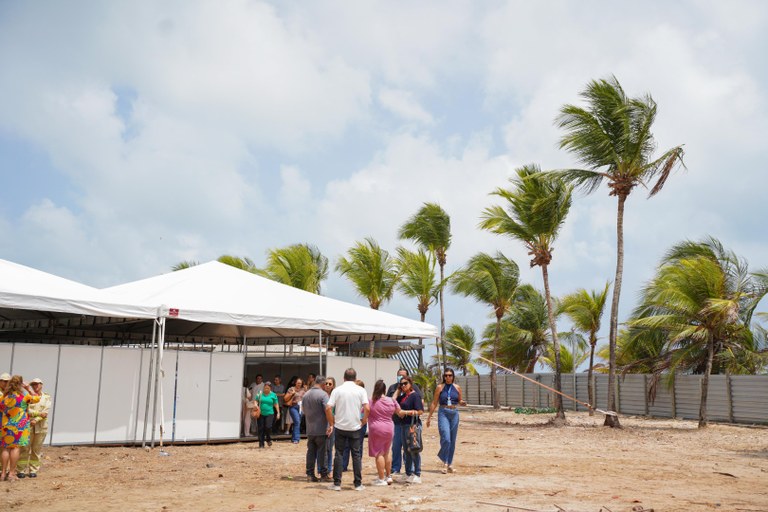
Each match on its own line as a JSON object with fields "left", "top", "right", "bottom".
{"left": 105, "top": 261, "right": 437, "bottom": 343}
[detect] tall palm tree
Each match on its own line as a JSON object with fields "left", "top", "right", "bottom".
{"left": 540, "top": 334, "right": 589, "bottom": 374}
{"left": 262, "top": 243, "right": 329, "bottom": 294}
{"left": 451, "top": 252, "right": 520, "bottom": 409}
{"left": 558, "top": 282, "right": 610, "bottom": 415}
{"left": 336, "top": 237, "right": 400, "bottom": 357}
{"left": 480, "top": 164, "right": 572, "bottom": 420}
{"left": 480, "top": 284, "right": 551, "bottom": 373}
{"left": 395, "top": 247, "right": 440, "bottom": 368}
{"left": 399, "top": 203, "right": 452, "bottom": 371}
{"left": 440, "top": 324, "right": 479, "bottom": 376}
{"left": 555, "top": 76, "right": 685, "bottom": 427}
{"left": 629, "top": 237, "right": 768, "bottom": 427}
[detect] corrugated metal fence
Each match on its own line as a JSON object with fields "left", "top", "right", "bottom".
{"left": 454, "top": 373, "right": 768, "bottom": 425}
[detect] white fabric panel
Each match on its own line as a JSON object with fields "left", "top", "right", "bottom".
{"left": 208, "top": 352, "right": 243, "bottom": 440}
{"left": 132, "top": 348, "right": 154, "bottom": 444}
{"left": 325, "top": 357, "right": 353, "bottom": 389}
{"left": 9, "top": 343, "right": 59, "bottom": 389}
{"left": 95, "top": 347, "right": 144, "bottom": 443}
{"left": 0, "top": 343, "right": 13, "bottom": 373}
{"left": 50, "top": 346, "right": 102, "bottom": 445}
{"left": 375, "top": 358, "right": 402, "bottom": 390}
{"left": 325, "top": 356, "right": 399, "bottom": 397}
{"left": 170, "top": 350, "right": 211, "bottom": 442}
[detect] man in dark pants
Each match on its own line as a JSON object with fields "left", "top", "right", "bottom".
{"left": 325, "top": 368, "right": 369, "bottom": 491}
{"left": 303, "top": 375, "right": 330, "bottom": 482}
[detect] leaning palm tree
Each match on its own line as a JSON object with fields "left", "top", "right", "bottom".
{"left": 555, "top": 76, "right": 685, "bottom": 427}
{"left": 399, "top": 203, "right": 452, "bottom": 371}
{"left": 336, "top": 237, "right": 400, "bottom": 357}
{"left": 480, "top": 164, "right": 572, "bottom": 420}
{"left": 629, "top": 237, "right": 768, "bottom": 427}
{"left": 480, "top": 284, "right": 552, "bottom": 373}
{"left": 440, "top": 324, "right": 479, "bottom": 376}
{"left": 558, "top": 282, "right": 610, "bottom": 415}
{"left": 262, "top": 243, "right": 329, "bottom": 294}
{"left": 451, "top": 252, "right": 520, "bottom": 409}
{"left": 395, "top": 247, "right": 440, "bottom": 368}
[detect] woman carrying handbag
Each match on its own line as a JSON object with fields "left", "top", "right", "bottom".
{"left": 393, "top": 376, "right": 423, "bottom": 484}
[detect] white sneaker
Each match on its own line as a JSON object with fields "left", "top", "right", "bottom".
{"left": 407, "top": 475, "right": 422, "bottom": 484}
{"left": 355, "top": 485, "right": 366, "bottom": 491}
{"left": 372, "top": 478, "right": 387, "bottom": 486}
{"left": 328, "top": 484, "right": 341, "bottom": 491}
{"left": 385, "top": 476, "right": 393, "bottom": 485}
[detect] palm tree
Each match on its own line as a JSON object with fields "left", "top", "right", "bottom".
{"left": 172, "top": 255, "right": 258, "bottom": 273}
{"left": 395, "top": 247, "right": 440, "bottom": 368}
{"left": 335, "top": 237, "right": 400, "bottom": 357}
{"left": 440, "top": 324, "right": 479, "bottom": 376}
{"left": 555, "top": 76, "right": 685, "bottom": 427}
{"left": 629, "top": 237, "right": 768, "bottom": 427}
{"left": 451, "top": 252, "right": 520, "bottom": 409}
{"left": 262, "top": 243, "right": 329, "bottom": 294}
{"left": 558, "top": 282, "right": 610, "bottom": 415}
{"left": 399, "top": 203, "right": 452, "bottom": 371}
{"left": 540, "top": 334, "right": 589, "bottom": 374}
{"left": 480, "top": 164, "right": 572, "bottom": 420}
{"left": 480, "top": 284, "right": 551, "bottom": 373}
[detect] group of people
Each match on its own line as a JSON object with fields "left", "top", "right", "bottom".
{"left": 300, "top": 367, "right": 465, "bottom": 491}
{"left": 0, "top": 373, "right": 53, "bottom": 482}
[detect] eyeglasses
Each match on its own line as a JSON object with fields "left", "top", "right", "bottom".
{"left": 444, "top": 374, "right": 454, "bottom": 378}
{"left": 399, "top": 382, "right": 410, "bottom": 387}
{"left": 325, "top": 383, "right": 333, "bottom": 386}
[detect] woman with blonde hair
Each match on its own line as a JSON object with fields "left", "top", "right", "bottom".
{"left": 0, "top": 376, "right": 39, "bottom": 481}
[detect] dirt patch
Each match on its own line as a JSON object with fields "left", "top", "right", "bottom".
{"left": 2, "top": 410, "right": 767, "bottom": 512}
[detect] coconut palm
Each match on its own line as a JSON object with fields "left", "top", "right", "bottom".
{"left": 558, "top": 282, "right": 610, "bottom": 415}
{"left": 262, "top": 243, "right": 329, "bottom": 294}
{"left": 629, "top": 237, "right": 768, "bottom": 427}
{"left": 336, "top": 237, "right": 400, "bottom": 357}
{"left": 540, "top": 334, "right": 589, "bottom": 374}
{"left": 451, "top": 252, "right": 520, "bottom": 409}
{"left": 480, "top": 164, "right": 572, "bottom": 420}
{"left": 555, "top": 76, "right": 685, "bottom": 427}
{"left": 395, "top": 247, "right": 440, "bottom": 367}
{"left": 480, "top": 284, "right": 551, "bottom": 373}
{"left": 440, "top": 324, "right": 479, "bottom": 376}
{"left": 172, "top": 256, "right": 258, "bottom": 273}
{"left": 399, "top": 203, "right": 451, "bottom": 371}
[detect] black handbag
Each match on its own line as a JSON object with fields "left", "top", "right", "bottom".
{"left": 404, "top": 414, "right": 423, "bottom": 453}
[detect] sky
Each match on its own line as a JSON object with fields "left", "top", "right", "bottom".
{"left": 1, "top": 1, "right": 766, "bottom": 369}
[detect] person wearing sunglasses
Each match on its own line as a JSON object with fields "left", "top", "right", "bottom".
{"left": 426, "top": 368, "right": 466, "bottom": 474}
{"left": 321, "top": 377, "right": 336, "bottom": 477}
{"left": 393, "top": 377, "right": 423, "bottom": 484}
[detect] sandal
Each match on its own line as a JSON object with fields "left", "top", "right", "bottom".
{"left": 441, "top": 464, "right": 448, "bottom": 474}
{"left": 447, "top": 465, "right": 455, "bottom": 473}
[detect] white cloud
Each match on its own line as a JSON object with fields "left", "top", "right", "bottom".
{"left": 378, "top": 88, "right": 433, "bottom": 125}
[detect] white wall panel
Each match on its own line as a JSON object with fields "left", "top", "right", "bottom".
{"left": 208, "top": 352, "right": 243, "bottom": 440}
{"left": 50, "top": 345, "right": 101, "bottom": 445}
{"left": 95, "top": 347, "right": 144, "bottom": 443}
{"left": 0, "top": 343, "right": 13, "bottom": 373}
{"left": 171, "top": 350, "right": 211, "bottom": 442}
{"left": 10, "top": 343, "right": 59, "bottom": 392}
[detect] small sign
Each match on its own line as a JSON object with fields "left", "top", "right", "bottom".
{"left": 169, "top": 308, "right": 180, "bottom": 317}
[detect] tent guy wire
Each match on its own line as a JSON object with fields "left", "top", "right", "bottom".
{"left": 442, "top": 337, "right": 618, "bottom": 417}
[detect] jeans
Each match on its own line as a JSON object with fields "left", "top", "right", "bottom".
{"left": 289, "top": 405, "right": 302, "bottom": 442}
{"left": 391, "top": 423, "right": 414, "bottom": 473}
{"left": 258, "top": 414, "right": 274, "bottom": 447}
{"left": 401, "top": 424, "right": 421, "bottom": 476}
{"left": 333, "top": 428, "right": 362, "bottom": 487}
{"left": 437, "top": 407, "right": 459, "bottom": 465}
{"left": 342, "top": 424, "right": 366, "bottom": 470}
{"left": 306, "top": 435, "right": 328, "bottom": 476}
{"left": 321, "top": 428, "right": 335, "bottom": 475}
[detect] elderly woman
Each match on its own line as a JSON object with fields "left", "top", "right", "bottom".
{"left": 0, "top": 376, "right": 39, "bottom": 481}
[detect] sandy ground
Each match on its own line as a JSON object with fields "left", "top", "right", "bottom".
{"left": 1, "top": 409, "right": 767, "bottom": 512}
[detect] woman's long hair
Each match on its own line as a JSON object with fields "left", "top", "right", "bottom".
{"left": 6, "top": 375, "right": 24, "bottom": 395}
{"left": 372, "top": 379, "right": 386, "bottom": 402}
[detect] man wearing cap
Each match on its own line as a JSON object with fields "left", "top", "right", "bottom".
{"left": 0, "top": 372, "right": 10, "bottom": 398}
{"left": 18, "top": 378, "right": 52, "bottom": 478}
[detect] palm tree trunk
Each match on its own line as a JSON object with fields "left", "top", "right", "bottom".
{"left": 492, "top": 316, "right": 501, "bottom": 409}
{"left": 699, "top": 335, "right": 716, "bottom": 428}
{"left": 418, "top": 311, "right": 426, "bottom": 368}
{"left": 588, "top": 338, "right": 596, "bottom": 416}
{"left": 439, "top": 262, "right": 447, "bottom": 374}
{"left": 541, "top": 264, "right": 565, "bottom": 421}
{"left": 604, "top": 194, "right": 626, "bottom": 428}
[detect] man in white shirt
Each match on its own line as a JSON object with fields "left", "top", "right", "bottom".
{"left": 325, "top": 368, "right": 369, "bottom": 491}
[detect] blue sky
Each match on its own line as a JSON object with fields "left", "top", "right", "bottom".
{"left": 1, "top": 1, "right": 766, "bottom": 368}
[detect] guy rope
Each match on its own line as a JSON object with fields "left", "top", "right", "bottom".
{"left": 442, "top": 337, "right": 617, "bottom": 417}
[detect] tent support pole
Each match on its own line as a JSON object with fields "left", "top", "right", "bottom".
{"left": 142, "top": 320, "right": 158, "bottom": 448}
{"left": 319, "top": 330, "right": 323, "bottom": 376}
{"left": 158, "top": 317, "right": 167, "bottom": 451}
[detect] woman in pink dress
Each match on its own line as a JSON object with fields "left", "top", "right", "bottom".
{"left": 367, "top": 379, "right": 400, "bottom": 486}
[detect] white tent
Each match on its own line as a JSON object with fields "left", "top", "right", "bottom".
{"left": 105, "top": 260, "right": 438, "bottom": 341}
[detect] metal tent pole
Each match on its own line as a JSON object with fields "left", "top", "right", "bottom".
{"left": 142, "top": 320, "right": 158, "bottom": 448}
